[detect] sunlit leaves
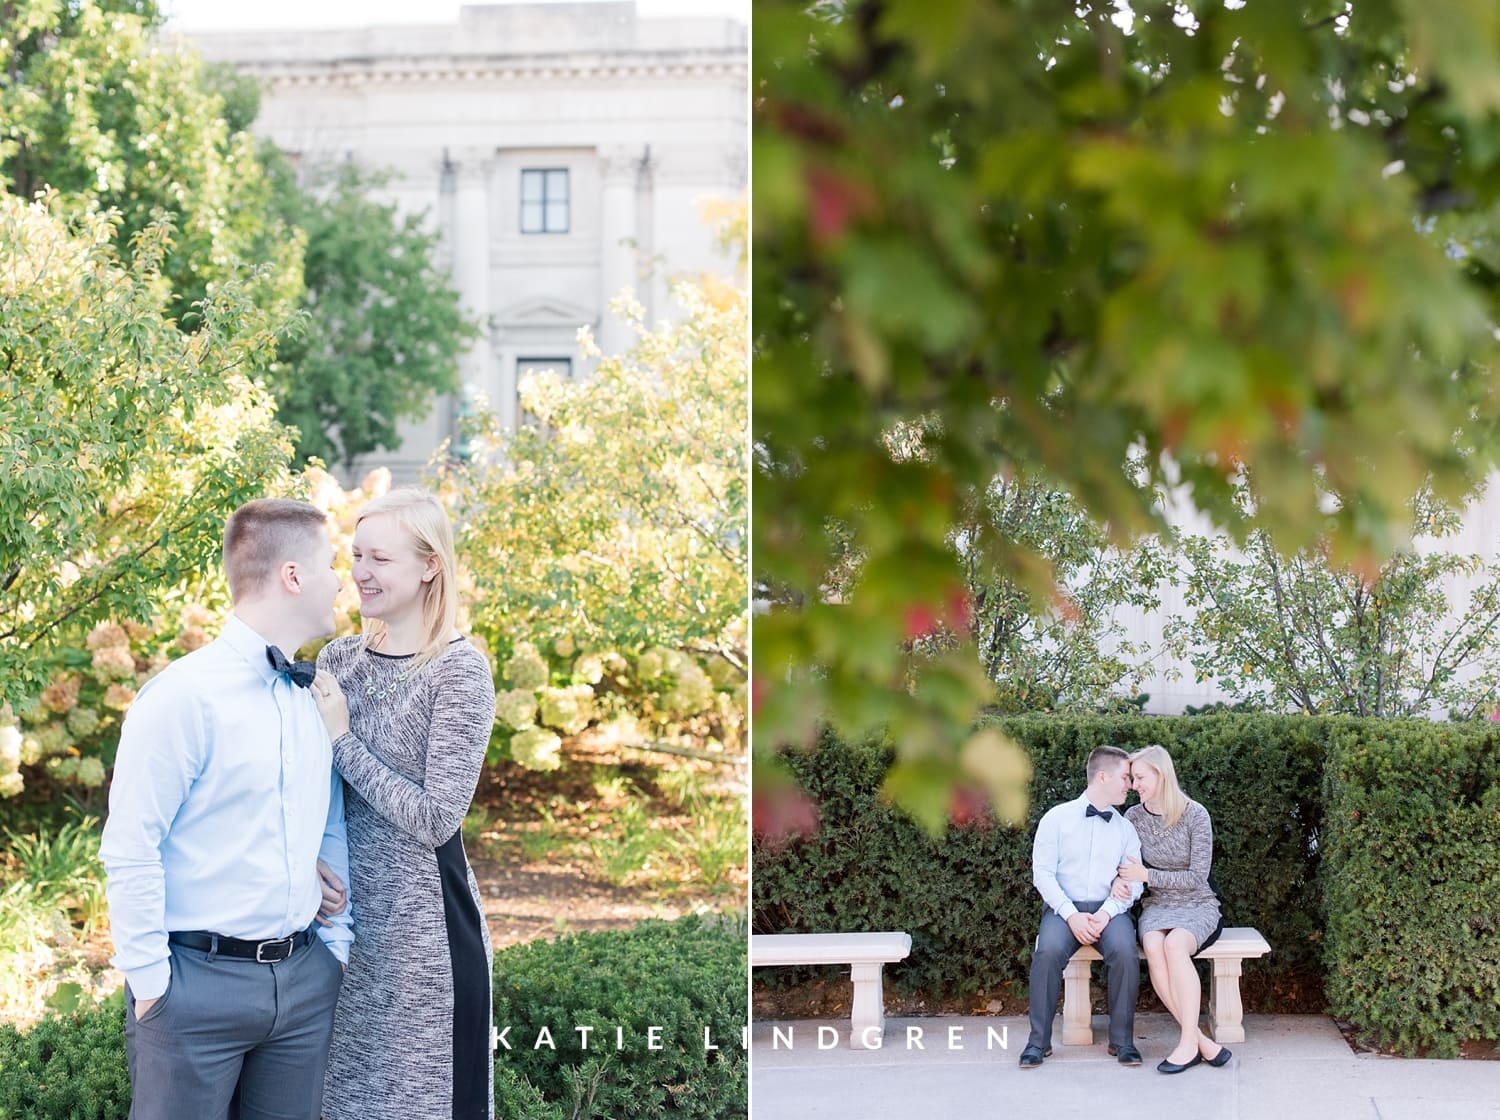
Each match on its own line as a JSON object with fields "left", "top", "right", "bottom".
{"left": 754, "top": 0, "right": 1500, "bottom": 829}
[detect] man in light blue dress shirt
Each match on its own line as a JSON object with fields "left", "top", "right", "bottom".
{"left": 101, "top": 499, "right": 354, "bottom": 1120}
{"left": 1019, "top": 745, "right": 1144, "bottom": 1069}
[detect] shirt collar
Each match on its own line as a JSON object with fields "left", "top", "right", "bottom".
{"left": 221, "top": 614, "right": 281, "bottom": 686}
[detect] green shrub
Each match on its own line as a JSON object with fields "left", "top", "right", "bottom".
{"left": 0, "top": 1003, "right": 130, "bottom": 1120}
{"left": 0, "top": 914, "right": 746, "bottom": 1119}
{"left": 492, "top": 913, "right": 747, "bottom": 1119}
{"left": 1322, "top": 720, "right": 1500, "bottom": 1056}
{"left": 753, "top": 715, "right": 1327, "bottom": 1003}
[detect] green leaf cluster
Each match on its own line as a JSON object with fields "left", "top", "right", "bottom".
{"left": 0, "top": 194, "right": 293, "bottom": 710}
{"left": 263, "top": 158, "right": 479, "bottom": 469}
{"left": 0, "top": 0, "right": 303, "bottom": 327}
{"left": 754, "top": 0, "right": 1500, "bottom": 822}
{"left": 1170, "top": 484, "right": 1500, "bottom": 718}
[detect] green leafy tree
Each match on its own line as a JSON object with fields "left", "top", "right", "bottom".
{"left": 0, "top": 0, "right": 303, "bottom": 327}
{"left": 961, "top": 468, "right": 1167, "bottom": 712}
{"left": 0, "top": 194, "right": 294, "bottom": 722}
{"left": 262, "top": 156, "right": 479, "bottom": 469}
{"left": 448, "top": 255, "right": 747, "bottom": 766}
{"left": 754, "top": 0, "right": 1500, "bottom": 831}
{"left": 1169, "top": 484, "right": 1500, "bottom": 719}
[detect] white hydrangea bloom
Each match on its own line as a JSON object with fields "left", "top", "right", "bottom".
{"left": 503, "top": 642, "right": 549, "bottom": 690}
{"left": 510, "top": 727, "right": 562, "bottom": 771}
{"left": 538, "top": 686, "right": 594, "bottom": 735}
{"left": 495, "top": 689, "right": 539, "bottom": 729}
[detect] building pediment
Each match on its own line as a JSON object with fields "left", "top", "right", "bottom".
{"left": 495, "top": 297, "right": 596, "bottom": 329}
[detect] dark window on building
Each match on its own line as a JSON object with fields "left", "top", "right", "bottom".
{"left": 520, "top": 169, "right": 569, "bottom": 234}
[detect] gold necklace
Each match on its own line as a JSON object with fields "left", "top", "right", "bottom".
{"left": 359, "top": 655, "right": 423, "bottom": 701}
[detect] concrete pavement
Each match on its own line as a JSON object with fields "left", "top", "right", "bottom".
{"left": 751, "top": 1013, "right": 1500, "bottom": 1119}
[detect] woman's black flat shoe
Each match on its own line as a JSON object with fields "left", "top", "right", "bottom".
{"left": 1205, "top": 1047, "right": 1232, "bottom": 1067}
{"left": 1157, "top": 1054, "right": 1203, "bottom": 1074}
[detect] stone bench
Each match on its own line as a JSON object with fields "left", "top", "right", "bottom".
{"left": 750, "top": 931, "right": 912, "bottom": 1049}
{"left": 1060, "top": 926, "right": 1271, "bottom": 1045}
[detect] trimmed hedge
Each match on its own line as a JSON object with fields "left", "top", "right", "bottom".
{"left": 1322, "top": 720, "right": 1500, "bottom": 1057}
{"left": 753, "top": 715, "right": 1326, "bottom": 1004}
{"left": 493, "top": 914, "right": 747, "bottom": 1120}
{"left": 0, "top": 914, "right": 747, "bottom": 1120}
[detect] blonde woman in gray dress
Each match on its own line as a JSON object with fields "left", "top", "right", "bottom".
{"left": 310, "top": 488, "right": 497, "bottom": 1119}
{"left": 1114, "top": 744, "right": 1231, "bottom": 1074}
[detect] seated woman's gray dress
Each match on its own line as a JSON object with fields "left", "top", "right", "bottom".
{"left": 1124, "top": 798, "right": 1221, "bottom": 950}
{"left": 319, "top": 636, "right": 497, "bottom": 1120}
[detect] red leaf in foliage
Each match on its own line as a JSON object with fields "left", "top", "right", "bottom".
{"left": 753, "top": 787, "right": 820, "bottom": 846}
{"left": 948, "top": 785, "right": 990, "bottom": 829}
{"left": 806, "top": 167, "right": 875, "bottom": 245}
{"left": 904, "top": 602, "right": 941, "bottom": 641}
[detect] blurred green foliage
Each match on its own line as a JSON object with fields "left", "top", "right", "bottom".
{"left": 753, "top": 0, "right": 1500, "bottom": 826}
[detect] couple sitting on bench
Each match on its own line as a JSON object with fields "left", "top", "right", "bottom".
{"left": 1021, "top": 744, "right": 1233, "bottom": 1076}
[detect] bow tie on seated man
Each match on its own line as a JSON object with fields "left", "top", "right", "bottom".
{"left": 1087, "top": 805, "right": 1113, "bottom": 822}
{"left": 267, "top": 646, "right": 317, "bottom": 688}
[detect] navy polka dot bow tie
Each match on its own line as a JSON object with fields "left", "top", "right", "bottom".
{"left": 266, "top": 646, "right": 317, "bottom": 688}
{"left": 1086, "top": 805, "right": 1113, "bottom": 823}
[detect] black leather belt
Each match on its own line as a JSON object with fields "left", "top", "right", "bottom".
{"left": 168, "top": 927, "right": 314, "bottom": 963}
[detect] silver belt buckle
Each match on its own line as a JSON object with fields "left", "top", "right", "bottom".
{"left": 256, "top": 935, "right": 294, "bottom": 963}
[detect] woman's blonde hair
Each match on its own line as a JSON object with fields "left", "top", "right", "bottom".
{"left": 357, "top": 487, "right": 459, "bottom": 669}
{"left": 1130, "top": 744, "right": 1189, "bottom": 830}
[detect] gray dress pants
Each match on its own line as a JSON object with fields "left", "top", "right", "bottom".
{"left": 124, "top": 935, "right": 345, "bottom": 1120}
{"left": 1026, "top": 901, "right": 1140, "bottom": 1050}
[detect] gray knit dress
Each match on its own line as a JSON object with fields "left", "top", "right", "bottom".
{"left": 1124, "top": 799, "right": 1222, "bottom": 950}
{"left": 318, "top": 636, "right": 497, "bottom": 1120}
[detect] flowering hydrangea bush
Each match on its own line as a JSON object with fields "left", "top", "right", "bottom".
{"left": 2, "top": 607, "right": 223, "bottom": 798}
{"left": 486, "top": 632, "right": 746, "bottom": 772}
{"left": 1, "top": 467, "right": 391, "bottom": 800}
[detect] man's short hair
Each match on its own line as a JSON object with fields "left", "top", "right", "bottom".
{"left": 222, "top": 499, "right": 328, "bottom": 601}
{"left": 1086, "top": 745, "right": 1130, "bottom": 782}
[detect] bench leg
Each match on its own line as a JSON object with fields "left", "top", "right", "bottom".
{"left": 848, "top": 962, "right": 885, "bottom": 1049}
{"left": 1208, "top": 958, "right": 1246, "bottom": 1044}
{"left": 1061, "top": 957, "right": 1094, "bottom": 1045}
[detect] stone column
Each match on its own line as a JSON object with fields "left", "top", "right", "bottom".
{"left": 450, "top": 149, "right": 494, "bottom": 446}
{"left": 598, "top": 144, "right": 640, "bottom": 358}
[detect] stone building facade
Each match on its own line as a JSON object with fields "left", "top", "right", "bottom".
{"left": 189, "top": 2, "right": 747, "bottom": 481}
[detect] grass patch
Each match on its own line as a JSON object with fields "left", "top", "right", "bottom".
{"left": 0, "top": 809, "right": 115, "bottom": 1024}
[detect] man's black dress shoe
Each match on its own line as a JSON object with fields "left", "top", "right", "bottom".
{"left": 1157, "top": 1054, "right": 1203, "bottom": 1074}
{"left": 1205, "top": 1047, "right": 1232, "bottom": 1067}
{"left": 1018, "top": 1045, "right": 1050, "bottom": 1068}
{"left": 1110, "top": 1044, "right": 1143, "bottom": 1066}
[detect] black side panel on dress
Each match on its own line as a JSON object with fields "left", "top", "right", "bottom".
{"left": 436, "top": 831, "right": 489, "bottom": 1120}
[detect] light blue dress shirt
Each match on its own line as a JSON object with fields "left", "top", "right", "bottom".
{"left": 1032, "top": 792, "right": 1144, "bottom": 920}
{"left": 100, "top": 614, "right": 354, "bottom": 1000}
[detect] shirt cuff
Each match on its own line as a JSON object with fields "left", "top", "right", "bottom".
{"left": 126, "top": 958, "right": 172, "bottom": 1002}
{"left": 1055, "top": 901, "right": 1079, "bottom": 921}
{"left": 316, "top": 928, "right": 352, "bottom": 965}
